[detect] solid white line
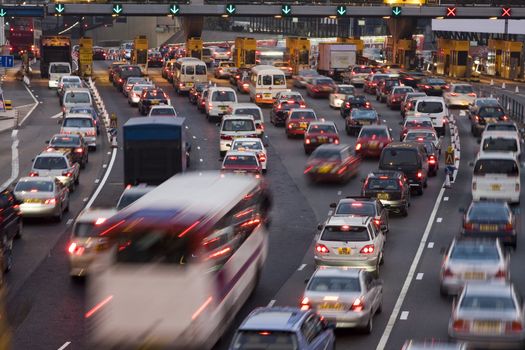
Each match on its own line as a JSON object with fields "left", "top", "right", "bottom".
{"left": 14, "top": 103, "right": 35, "bottom": 109}
{"left": 20, "top": 84, "right": 39, "bottom": 126}
{"left": 267, "top": 299, "right": 276, "bottom": 307}
{"left": 427, "top": 242, "right": 434, "bottom": 249}
{"left": 376, "top": 185, "right": 446, "bottom": 350}
{"left": 436, "top": 217, "right": 443, "bottom": 223}
{"left": 416, "top": 273, "right": 424, "bottom": 280}
{"left": 337, "top": 190, "right": 342, "bottom": 196}
{"left": 399, "top": 311, "right": 409, "bottom": 320}
{"left": 57, "top": 342, "right": 71, "bottom": 350}
{"left": 50, "top": 112, "right": 62, "bottom": 119}
{"left": 85, "top": 148, "right": 117, "bottom": 209}
{"left": 0, "top": 130, "right": 19, "bottom": 191}
{"left": 298, "top": 264, "right": 307, "bottom": 271}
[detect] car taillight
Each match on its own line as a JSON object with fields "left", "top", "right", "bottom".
{"left": 355, "top": 143, "right": 362, "bottom": 151}
{"left": 350, "top": 298, "right": 364, "bottom": 312}
{"left": 258, "top": 153, "right": 266, "bottom": 162}
{"left": 453, "top": 319, "right": 469, "bottom": 331}
{"left": 221, "top": 135, "right": 232, "bottom": 140}
{"left": 506, "top": 321, "right": 523, "bottom": 333}
{"left": 360, "top": 244, "right": 375, "bottom": 254}
{"left": 450, "top": 92, "right": 458, "bottom": 96}
{"left": 119, "top": 78, "right": 123, "bottom": 83}
{"left": 63, "top": 171, "right": 73, "bottom": 177}
{"left": 242, "top": 83, "right": 249, "bottom": 88}
{"left": 429, "top": 156, "right": 436, "bottom": 164}
{"left": 443, "top": 268, "right": 454, "bottom": 278}
{"left": 504, "top": 223, "right": 513, "bottom": 232}
{"left": 29, "top": 171, "right": 39, "bottom": 177}
{"left": 424, "top": 85, "right": 430, "bottom": 89}
{"left": 300, "top": 297, "right": 310, "bottom": 311}
{"left": 334, "top": 138, "right": 340, "bottom": 145}
{"left": 463, "top": 222, "right": 474, "bottom": 230}
{"left": 287, "top": 123, "right": 294, "bottom": 129}
{"left": 345, "top": 102, "right": 350, "bottom": 108}
{"left": 417, "top": 171, "right": 423, "bottom": 178}
{"left": 68, "top": 242, "right": 85, "bottom": 256}
{"left": 315, "top": 243, "right": 329, "bottom": 254}
{"left": 468, "top": 93, "right": 476, "bottom": 97}
{"left": 44, "top": 198, "right": 56, "bottom": 205}
{"left": 336, "top": 166, "right": 347, "bottom": 175}
{"left": 75, "top": 148, "right": 83, "bottom": 153}
{"left": 208, "top": 102, "right": 213, "bottom": 108}
{"left": 443, "top": 85, "right": 449, "bottom": 89}
{"left": 373, "top": 219, "right": 381, "bottom": 228}
{"left": 495, "top": 269, "right": 507, "bottom": 279}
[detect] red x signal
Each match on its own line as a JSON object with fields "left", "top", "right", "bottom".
{"left": 446, "top": 7, "right": 456, "bottom": 17}
{"left": 501, "top": 7, "right": 511, "bottom": 17}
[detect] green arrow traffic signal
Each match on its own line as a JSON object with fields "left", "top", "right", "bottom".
{"left": 225, "top": 4, "right": 236, "bottom": 15}
{"left": 55, "top": 3, "right": 65, "bottom": 14}
{"left": 112, "top": 4, "right": 123, "bottom": 15}
{"left": 169, "top": 4, "right": 180, "bottom": 15}
{"left": 281, "top": 4, "right": 292, "bottom": 16}
{"left": 336, "top": 6, "right": 346, "bottom": 16}
{"left": 392, "top": 6, "right": 402, "bottom": 16}
{"left": 0, "top": 8, "right": 6, "bottom": 17}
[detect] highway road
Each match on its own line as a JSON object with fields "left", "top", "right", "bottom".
{"left": 2, "top": 60, "right": 524, "bottom": 350}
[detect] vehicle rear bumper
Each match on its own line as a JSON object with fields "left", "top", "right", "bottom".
{"left": 472, "top": 190, "right": 520, "bottom": 204}
{"left": 316, "top": 309, "right": 370, "bottom": 328}
{"left": 314, "top": 256, "right": 379, "bottom": 271}
{"left": 19, "top": 204, "right": 60, "bottom": 217}
{"left": 449, "top": 330, "right": 524, "bottom": 348}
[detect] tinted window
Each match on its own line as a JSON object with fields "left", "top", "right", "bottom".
{"left": 479, "top": 107, "right": 505, "bottom": 118}
{"left": 273, "top": 74, "right": 285, "bottom": 86}
{"left": 381, "top": 149, "right": 417, "bottom": 165}
{"left": 405, "top": 132, "right": 436, "bottom": 142}
{"left": 185, "top": 65, "right": 194, "bottom": 75}
{"left": 417, "top": 101, "right": 443, "bottom": 113}
{"left": 222, "top": 120, "right": 255, "bottom": 132}
{"left": 232, "top": 141, "right": 262, "bottom": 151}
{"left": 196, "top": 65, "right": 207, "bottom": 75}
{"left": 290, "top": 111, "right": 316, "bottom": 120}
{"left": 308, "top": 276, "right": 361, "bottom": 292}
{"left": 351, "top": 110, "right": 377, "bottom": 120}
{"left": 308, "top": 124, "right": 336, "bottom": 133}
{"left": 321, "top": 225, "right": 370, "bottom": 242}
{"left": 224, "top": 155, "right": 258, "bottom": 166}
{"left": 453, "top": 85, "right": 474, "bottom": 94}
{"left": 468, "top": 203, "right": 510, "bottom": 221}
{"left": 473, "top": 159, "right": 519, "bottom": 176}
{"left": 212, "top": 90, "right": 236, "bottom": 102}
{"left": 367, "top": 178, "right": 400, "bottom": 190}
{"left": 120, "top": 66, "right": 142, "bottom": 78}
{"left": 336, "top": 202, "right": 375, "bottom": 216}
{"left": 150, "top": 108, "right": 176, "bottom": 116}
{"left": 232, "top": 331, "right": 298, "bottom": 350}
{"left": 393, "top": 87, "right": 414, "bottom": 94}
{"left": 65, "top": 92, "right": 91, "bottom": 104}
{"left": 338, "top": 86, "right": 355, "bottom": 94}
{"left": 262, "top": 75, "right": 272, "bottom": 85}
{"left": 353, "top": 66, "right": 372, "bottom": 73}
{"left": 50, "top": 135, "right": 80, "bottom": 147}
{"left": 63, "top": 118, "right": 93, "bottom": 128}
{"left": 50, "top": 64, "right": 70, "bottom": 73}
{"left": 450, "top": 243, "right": 500, "bottom": 261}
{"left": 482, "top": 138, "right": 517, "bottom": 152}
{"left": 359, "top": 128, "right": 388, "bottom": 138}
{"left": 235, "top": 108, "right": 261, "bottom": 121}
{"left": 33, "top": 157, "right": 67, "bottom": 170}
{"left": 117, "top": 192, "right": 148, "bottom": 210}
{"left": 406, "top": 120, "right": 433, "bottom": 128}
{"left": 460, "top": 295, "right": 515, "bottom": 310}
{"left": 15, "top": 180, "right": 54, "bottom": 192}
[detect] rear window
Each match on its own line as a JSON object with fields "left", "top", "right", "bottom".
{"left": 222, "top": 119, "right": 255, "bottom": 132}
{"left": 50, "top": 135, "right": 80, "bottom": 147}
{"left": 73, "top": 223, "right": 99, "bottom": 238}
{"left": 15, "top": 180, "right": 54, "bottom": 192}
{"left": 321, "top": 225, "right": 370, "bottom": 242}
{"left": 359, "top": 128, "right": 387, "bottom": 138}
{"left": 234, "top": 108, "right": 261, "bottom": 121}
{"left": 427, "top": 78, "right": 446, "bottom": 84}
{"left": 290, "top": 111, "right": 316, "bottom": 120}
{"left": 353, "top": 66, "right": 372, "bottom": 74}
{"left": 150, "top": 108, "right": 176, "bottom": 116}
{"left": 273, "top": 74, "right": 286, "bottom": 86}
{"left": 232, "top": 141, "right": 262, "bottom": 151}
{"left": 393, "top": 87, "right": 414, "bottom": 94}
{"left": 315, "top": 78, "right": 333, "bottom": 85}
{"left": 486, "top": 124, "right": 517, "bottom": 132}
{"left": 308, "top": 124, "right": 336, "bottom": 133}
{"left": 468, "top": 203, "right": 510, "bottom": 222}
{"left": 145, "top": 90, "right": 166, "bottom": 99}
{"left": 473, "top": 159, "right": 519, "bottom": 176}
{"left": 367, "top": 178, "right": 400, "bottom": 190}
{"left": 460, "top": 295, "right": 515, "bottom": 311}
{"left": 196, "top": 65, "right": 207, "bottom": 75}
{"left": 336, "top": 202, "right": 375, "bottom": 216}
{"left": 351, "top": 110, "right": 377, "bottom": 120}
{"left": 133, "top": 85, "right": 152, "bottom": 92}
{"left": 308, "top": 276, "right": 361, "bottom": 292}
{"left": 117, "top": 192, "right": 148, "bottom": 210}
{"left": 417, "top": 101, "right": 443, "bottom": 113}
{"left": 406, "top": 120, "right": 433, "bottom": 128}
{"left": 33, "top": 156, "right": 67, "bottom": 170}
{"left": 120, "top": 66, "right": 142, "bottom": 78}
{"left": 224, "top": 155, "right": 258, "bottom": 166}
{"left": 479, "top": 107, "right": 505, "bottom": 118}
{"left": 453, "top": 85, "right": 474, "bottom": 94}
{"left": 381, "top": 148, "right": 417, "bottom": 165}
{"left": 63, "top": 77, "right": 80, "bottom": 83}
{"left": 50, "top": 64, "right": 71, "bottom": 74}
{"left": 232, "top": 331, "right": 298, "bottom": 350}
{"left": 63, "top": 118, "right": 93, "bottom": 128}
{"left": 311, "top": 148, "right": 341, "bottom": 161}
{"left": 212, "top": 90, "right": 236, "bottom": 102}
{"left": 450, "top": 243, "right": 500, "bottom": 261}
{"left": 405, "top": 132, "right": 435, "bottom": 142}
{"left": 482, "top": 138, "right": 517, "bottom": 152}
{"left": 220, "top": 62, "right": 235, "bottom": 68}
{"left": 338, "top": 86, "right": 355, "bottom": 95}
{"left": 65, "top": 92, "right": 91, "bottom": 104}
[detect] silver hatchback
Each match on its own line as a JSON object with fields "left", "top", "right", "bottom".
{"left": 14, "top": 176, "right": 69, "bottom": 221}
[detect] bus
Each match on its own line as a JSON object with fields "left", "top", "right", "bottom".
{"left": 7, "top": 18, "right": 42, "bottom": 59}
{"left": 86, "top": 172, "right": 272, "bottom": 349}
{"left": 249, "top": 65, "right": 288, "bottom": 104}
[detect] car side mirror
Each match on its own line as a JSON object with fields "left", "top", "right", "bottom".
{"left": 317, "top": 224, "right": 323, "bottom": 231}
{"left": 216, "top": 122, "right": 221, "bottom": 127}
{"left": 304, "top": 278, "right": 309, "bottom": 284}
{"left": 31, "top": 158, "right": 34, "bottom": 162}
{"left": 329, "top": 202, "right": 337, "bottom": 208}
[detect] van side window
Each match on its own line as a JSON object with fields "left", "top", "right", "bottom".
{"left": 185, "top": 65, "right": 194, "bottom": 75}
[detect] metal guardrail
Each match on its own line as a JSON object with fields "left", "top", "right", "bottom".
{"left": 476, "top": 85, "right": 525, "bottom": 126}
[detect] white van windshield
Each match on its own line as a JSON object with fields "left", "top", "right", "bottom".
{"left": 50, "top": 65, "right": 71, "bottom": 74}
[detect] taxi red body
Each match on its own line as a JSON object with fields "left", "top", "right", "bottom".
{"left": 304, "top": 144, "right": 361, "bottom": 183}
{"left": 400, "top": 118, "right": 434, "bottom": 141}
{"left": 355, "top": 125, "right": 393, "bottom": 158}
{"left": 303, "top": 121, "right": 340, "bottom": 154}
{"left": 221, "top": 151, "right": 262, "bottom": 176}
{"left": 285, "top": 108, "right": 317, "bottom": 137}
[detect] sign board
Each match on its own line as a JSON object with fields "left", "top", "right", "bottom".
{"left": 445, "top": 147, "right": 455, "bottom": 165}
{"left": 79, "top": 52, "right": 93, "bottom": 62}
{"left": 0, "top": 55, "right": 14, "bottom": 68}
{"left": 79, "top": 37, "right": 93, "bottom": 50}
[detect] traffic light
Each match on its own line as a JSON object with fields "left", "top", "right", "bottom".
{"left": 281, "top": 5, "right": 292, "bottom": 16}
{"left": 446, "top": 7, "right": 456, "bottom": 17}
{"left": 392, "top": 6, "right": 402, "bottom": 17}
{"left": 225, "top": 4, "right": 236, "bottom": 15}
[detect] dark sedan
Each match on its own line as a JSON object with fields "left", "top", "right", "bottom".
{"left": 306, "top": 77, "right": 337, "bottom": 98}
{"left": 361, "top": 170, "right": 411, "bottom": 216}
{"left": 417, "top": 77, "right": 449, "bottom": 96}
{"left": 138, "top": 88, "right": 170, "bottom": 115}
{"left": 399, "top": 71, "right": 426, "bottom": 88}
{"left": 345, "top": 108, "right": 380, "bottom": 136}
{"left": 340, "top": 95, "right": 371, "bottom": 119}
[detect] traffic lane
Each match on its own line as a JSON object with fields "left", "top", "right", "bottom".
{"left": 0, "top": 131, "right": 14, "bottom": 186}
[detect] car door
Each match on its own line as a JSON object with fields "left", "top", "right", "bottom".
{"left": 377, "top": 201, "right": 388, "bottom": 233}
{"left": 0, "top": 192, "right": 16, "bottom": 240}
{"left": 301, "top": 314, "right": 332, "bottom": 350}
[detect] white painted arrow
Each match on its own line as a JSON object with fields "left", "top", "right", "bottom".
{"left": 50, "top": 112, "right": 63, "bottom": 119}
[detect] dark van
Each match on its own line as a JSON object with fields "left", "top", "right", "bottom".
{"left": 378, "top": 142, "right": 429, "bottom": 195}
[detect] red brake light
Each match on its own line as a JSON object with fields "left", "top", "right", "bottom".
{"left": 350, "top": 298, "right": 364, "bottom": 312}
{"left": 68, "top": 242, "right": 85, "bottom": 256}
{"left": 305, "top": 138, "right": 311, "bottom": 145}
{"left": 63, "top": 171, "right": 73, "bottom": 177}
{"left": 44, "top": 198, "right": 56, "bottom": 205}
{"left": 450, "top": 92, "right": 458, "bottom": 96}
{"left": 29, "top": 171, "right": 39, "bottom": 177}
{"left": 506, "top": 321, "right": 523, "bottom": 332}
{"left": 373, "top": 219, "right": 381, "bottom": 227}
{"left": 443, "top": 268, "right": 454, "bottom": 278}
{"left": 360, "top": 244, "right": 375, "bottom": 254}
{"left": 463, "top": 222, "right": 474, "bottom": 230}
{"left": 75, "top": 148, "right": 83, "bottom": 154}
{"left": 417, "top": 171, "right": 423, "bottom": 178}
{"left": 504, "top": 223, "right": 513, "bottom": 231}
{"left": 468, "top": 93, "right": 476, "bottom": 97}
{"left": 495, "top": 269, "right": 507, "bottom": 279}
{"left": 315, "top": 244, "right": 329, "bottom": 254}
{"left": 453, "top": 320, "right": 468, "bottom": 331}
{"left": 300, "top": 296, "right": 310, "bottom": 310}
{"left": 429, "top": 156, "right": 436, "bottom": 164}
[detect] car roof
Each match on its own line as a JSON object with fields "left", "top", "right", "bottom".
{"left": 312, "top": 266, "right": 361, "bottom": 279}
{"left": 367, "top": 170, "right": 403, "bottom": 178}
{"left": 222, "top": 115, "right": 254, "bottom": 121}
{"left": 232, "top": 103, "right": 261, "bottom": 110}
{"left": 239, "top": 307, "right": 308, "bottom": 332}
{"left": 464, "top": 282, "right": 512, "bottom": 296}
{"left": 76, "top": 208, "right": 118, "bottom": 223}
{"left": 325, "top": 215, "right": 371, "bottom": 226}
{"left": 36, "top": 150, "right": 68, "bottom": 158}
{"left": 476, "top": 152, "right": 517, "bottom": 160}
{"left": 150, "top": 105, "right": 175, "bottom": 110}
{"left": 64, "top": 88, "right": 91, "bottom": 94}
{"left": 209, "top": 86, "right": 235, "bottom": 92}
{"left": 65, "top": 113, "right": 93, "bottom": 119}
{"left": 385, "top": 141, "right": 423, "bottom": 150}
{"left": 414, "top": 96, "right": 445, "bottom": 102}
{"left": 51, "top": 133, "right": 80, "bottom": 139}
{"left": 405, "top": 116, "right": 432, "bottom": 122}
{"left": 481, "top": 131, "right": 519, "bottom": 139}
{"left": 406, "top": 129, "right": 435, "bottom": 134}
{"left": 337, "top": 84, "right": 354, "bottom": 87}
{"left": 450, "top": 83, "right": 472, "bottom": 87}
{"left": 361, "top": 125, "right": 388, "bottom": 130}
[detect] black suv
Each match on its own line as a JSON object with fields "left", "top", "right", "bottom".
{"left": 340, "top": 95, "right": 371, "bottom": 119}
{"left": 0, "top": 188, "right": 22, "bottom": 272}
{"left": 379, "top": 142, "right": 429, "bottom": 195}
{"left": 361, "top": 171, "right": 411, "bottom": 217}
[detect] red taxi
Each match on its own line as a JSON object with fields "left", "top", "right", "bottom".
{"left": 399, "top": 117, "right": 434, "bottom": 141}
{"left": 306, "top": 77, "right": 337, "bottom": 98}
{"left": 304, "top": 121, "right": 340, "bottom": 154}
{"left": 355, "top": 125, "right": 393, "bottom": 158}
{"left": 304, "top": 144, "right": 361, "bottom": 183}
{"left": 285, "top": 108, "right": 317, "bottom": 137}
{"left": 221, "top": 151, "right": 262, "bottom": 176}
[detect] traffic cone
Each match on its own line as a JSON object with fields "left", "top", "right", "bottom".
{"left": 444, "top": 173, "right": 451, "bottom": 188}
{"left": 516, "top": 86, "right": 520, "bottom": 93}
{"left": 502, "top": 82, "right": 506, "bottom": 89}
{"left": 490, "top": 79, "right": 494, "bottom": 86}
{"left": 111, "top": 135, "right": 118, "bottom": 148}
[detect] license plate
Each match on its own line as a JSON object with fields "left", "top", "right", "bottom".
{"left": 369, "top": 141, "right": 378, "bottom": 149}
{"left": 491, "top": 184, "right": 501, "bottom": 191}
{"left": 480, "top": 224, "right": 498, "bottom": 231}
{"left": 464, "top": 271, "right": 485, "bottom": 280}
{"left": 377, "top": 193, "right": 389, "bottom": 200}
{"left": 187, "top": 82, "right": 194, "bottom": 87}
{"left": 151, "top": 100, "right": 159, "bottom": 105}
{"left": 220, "top": 106, "right": 227, "bottom": 111}
{"left": 338, "top": 247, "right": 351, "bottom": 255}
{"left": 24, "top": 198, "right": 42, "bottom": 203}
{"left": 300, "top": 122, "right": 308, "bottom": 129}
{"left": 318, "top": 136, "right": 327, "bottom": 142}
{"left": 486, "top": 118, "right": 496, "bottom": 123}
{"left": 360, "top": 120, "right": 371, "bottom": 125}
{"left": 264, "top": 93, "right": 272, "bottom": 98}
{"left": 318, "top": 165, "right": 333, "bottom": 174}
{"left": 473, "top": 321, "right": 501, "bottom": 333}
{"left": 319, "top": 303, "right": 344, "bottom": 310}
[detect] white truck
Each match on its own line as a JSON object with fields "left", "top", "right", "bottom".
{"left": 317, "top": 43, "right": 356, "bottom": 81}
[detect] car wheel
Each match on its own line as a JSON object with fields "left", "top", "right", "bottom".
{"left": 75, "top": 175, "right": 79, "bottom": 185}
{"left": 15, "top": 220, "right": 22, "bottom": 239}
{"left": 69, "top": 181, "right": 76, "bottom": 193}
{"left": 376, "top": 295, "right": 383, "bottom": 314}
{"left": 363, "top": 315, "right": 373, "bottom": 334}
{"left": 65, "top": 198, "right": 70, "bottom": 212}
{"left": 55, "top": 206, "right": 63, "bottom": 222}
{"left": 2, "top": 236, "right": 12, "bottom": 273}
{"left": 416, "top": 186, "right": 424, "bottom": 196}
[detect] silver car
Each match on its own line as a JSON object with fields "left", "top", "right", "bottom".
{"left": 128, "top": 83, "right": 154, "bottom": 106}
{"left": 14, "top": 176, "right": 69, "bottom": 221}
{"left": 301, "top": 267, "right": 382, "bottom": 333}
{"left": 402, "top": 340, "right": 466, "bottom": 350}
{"left": 30, "top": 151, "right": 80, "bottom": 192}
{"left": 440, "top": 238, "right": 509, "bottom": 296}
{"left": 448, "top": 282, "right": 525, "bottom": 348}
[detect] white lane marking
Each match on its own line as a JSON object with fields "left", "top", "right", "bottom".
{"left": 436, "top": 217, "right": 443, "bottom": 223}
{"left": 192, "top": 135, "right": 197, "bottom": 139}
{"left": 34, "top": 95, "right": 39, "bottom": 98}
{"left": 267, "top": 299, "right": 276, "bottom": 307}
{"left": 416, "top": 273, "right": 424, "bottom": 280}
{"left": 376, "top": 185, "right": 446, "bottom": 350}
{"left": 107, "top": 151, "right": 111, "bottom": 155}
{"left": 444, "top": 197, "right": 449, "bottom": 201}
{"left": 337, "top": 191, "right": 342, "bottom": 196}
{"left": 400, "top": 311, "right": 409, "bottom": 320}
{"left": 14, "top": 102, "right": 36, "bottom": 109}
{"left": 199, "top": 158, "right": 203, "bottom": 162}
{"left": 0, "top": 130, "right": 19, "bottom": 191}
{"left": 85, "top": 148, "right": 117, "bottom": 209}
{"left": 20, "top": 84, "right": 39, "bottom": 126}
{"left": 102, "top": 164, "right": 107, "bottom": 168}
{"left": 94, "top": 179, "right": 100, "bottom": 184}
{"left": 298, "top": 264, "right": 307, "bottom": 271}
{"left": 66, "top": 219, "right": 73, "bottom": 225}
{"left": 57, "top": 342, "right": 71, "bottom": 350}
{"left": 428, "top": 242, "right": 434, "bottom": 249}
{"left": 197, "top": 146, "right": 201, "bottom": 150}
{"left": 50, "top": 112, "right": 62, "bottom": 119}
{"left": 83, "top": 197, "right": 88, "bottom": 202}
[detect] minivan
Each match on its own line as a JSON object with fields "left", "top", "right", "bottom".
{"left": 379, "top": 142, "right": 429, "bottom": 195}
{"left": 413, "top": 97, "right": 448, "bottom": 137}
{"left": 48, "top": 62, "right": 72, "bottom": 89}
{"left": 62, "top": 88, "right": 93, "bottom": 115}
{"left": 471, "top": 153, "right": 520, "bottom": 204}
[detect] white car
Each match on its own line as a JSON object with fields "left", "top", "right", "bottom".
{"left": 479, "top": 130, "right": 521, "bottom": 160}
{"left": 329, "top": 84, "right": 355, "bottom": 109}
{"left": 60, "top": 114, "right": 97, "bottom": 150}
{"left": 148, "top": 105, "right": 178, "bottom": 117}
{"left": 444, "top": 83, "right": 477, "bottom": 108}
{"left": 412, "top": 96, "right": 448, "bottom": 137}
{"left": 128, "top": 83, "right": 154, "bottom": 106}
{"left": 274, "top": 90, "right": 303, "bottom": 103}
{"left": 231, "top": 138, "right": 267, "bottom": 172}
{"left": 48, "top": 62, "right": 72, "bottom": 88}
{"left": 205, "top": 87, "right": 238, "bottom": 122}
{"left": 228, "top": 103, "right": 265, "bottom": 138}
{"left": 273, "top": 61, "right": 293, "bottom": 78}
{"left": 345, "top": 65, "right": 373, "bottom": 87}
{"left": 219, "top": 115, "right": 257, "bottom": 157}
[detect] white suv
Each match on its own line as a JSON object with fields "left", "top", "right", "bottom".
{"left": 413, "top": 97, "right": 448, "bottom": 137}
{"left": 219, "top": 115, "right": 257, "bottom": 157}
{"left": 205, "top": 87, "right": 238, "bottom": 122}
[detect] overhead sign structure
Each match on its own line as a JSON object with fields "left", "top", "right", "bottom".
{"left": 55, "top": 3, "right": 65, "bottom": 14}
{"left": 392, "top": 6, "right": 402, "bottom": 16}
{"left": 112, "top": 4, "right": 123, "bottom": 15}
{"left": 336, "top": 6, "right": 346, "bottom": 16}
{"left": 0, "top": 56, "right": 14, "bottom": 68}
{"left": 225, "top": 4, "right": 236, "bottom": 15}
{"left": 501, "top": 7, "right": 511, "bottom": 17}
{"left": 169, "top": 4, "right": 180, "bottom": 15}
{"left": 446, "top": 7, "right": 456, "bottom": 17}
{"left": 281, "top": 4, "right": 292, "bottom": 16}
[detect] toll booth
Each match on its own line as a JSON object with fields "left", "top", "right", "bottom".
{"left": 396, "top": 39, "right": 416, "bottom": 69}
{"left": 487, "top": 39, "right": 503, "bottom": 76}
{"left": 337, "top": 38, "right": 364, "bottom": 64}
{"left": 501, "top": 41, "right": 522, "bottom": 80}
{"left": 186, "top": 37, "right": 203, "bottom": 60}
{"left": 132, "top": 35, "right": 148, "bottom": 74}
{"left": 233, "top": 37, "right": 256, "bottom": 68}
{"left": 436, "top": 38, "right": 452, "bottom": 76}
{"left": 286, "top": 37, "right": 310, "bottom": 75}
{"left": 449, "top": 40, "right": 469, "bottom": 78}
{"left": 78, "top": 37, "right": 93, "bottom": 77}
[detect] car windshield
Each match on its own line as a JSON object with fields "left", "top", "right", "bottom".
{"left": 336, "top": 202, "right": 375, "bottom": 216}
{"left": 450, "top": 243, "right": 500, "bottom": 261}
{"left": 381, "top": 149, "right": 417, "bottom": 165}
{"left": 311, "top": 149, "right": 341, "bottom": 161}
{"left": 117, "top": 192, "right": 149, "bottom": 210}
{"left": 338, "top": 86, "right": 355, "bottom": 94}
{"left": 232, "top": 331, "right": 298, "bottom": 350}
{"left": 367, "top": 178, "right": 400, "bottom": 190}
{"left": 359, "top": 128, "right": 387, "bottom": 138}
{"left": 321, "top": 225, "right": 370, "bottom": 242}
{"left": 308, "top": 124, "right": 336, "bottom": 133}
{"left": 453, "top": 85, "right": 474, "bottom": 94}
{"left": 290, "top": 111, "right": 316, "bottom": 120}
{"left": 468, "top": 203, "right": 510, "bottom": 221}
{"left": 33, "top": 157, "right": 67, "bottom": 170}
{"left": 460, "top": 295, "right": 515, "bottom": 311}
{"left": 351, "top": 110, "right": 377, "bottom": 120}
{"left": 15, "top": 180, "right": 54, "bottom": 192}
{"left": 235, "top": 108, "right": 261, "bottom": 121}
{"left": 473, "top": 159, "right": 519, "bottom": 176}
{"left": 223, "top": 120, "right": 255, "bottom": 132}
{"left": 308, "top": 276, "right": 361, "bottom": 292}
{"left": 150, "top": 108, "right": 176, "bottom": 116}
{"left": 50, "top": 135, "right": 80, "bottom": 147}
{"left": 63, "top": 118, "right": 93, "bottom": 128}
{"left": 479, "top": 107, "right": 505, "bottom": 118}
{"left": 482, "top": 138, "right": 517, "bottom": 152}
{"left": 223, "top": 155, "right": 258, "bottom": 166}
{"left": 65, "top": 92, "right": 91, "bottom": 104}
{"left": 417, "top": 101, "right": 443, "bottom": 113}
{"left": 212, "top": 90, "right": 236, "bottom": 102}
{"left": 393, "top": 87, "right": 414, "bottom": 94}
{"left": 232, "top": 141, "right": 262, "bottom": 151}
{"left": 50, "top": 65, "right": 70, "bottom": 73}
